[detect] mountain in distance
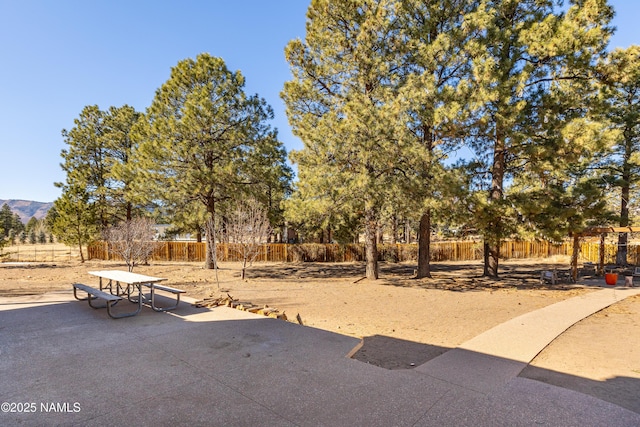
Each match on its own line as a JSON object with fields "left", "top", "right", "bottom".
{"left": 0, "top": 199, "right": 53, "bottom": 223}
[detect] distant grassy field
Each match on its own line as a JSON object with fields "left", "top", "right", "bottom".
{"left": 0, "top": 243, "right": 83, "bottom": 263}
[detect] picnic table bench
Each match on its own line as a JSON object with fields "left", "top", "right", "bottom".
{"left": 540, "top": 269, "right": 574, "bottom": 285}
{"left": 147, "top": 283, "right": 186, "bottom": 312}
{"left": 72, "top": 283, "right": 124, "bottom": 318}
{"left": 72, "top": 270, "right": 185, "bottom": 319}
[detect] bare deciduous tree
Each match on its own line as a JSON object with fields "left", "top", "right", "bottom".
{"left": 224, "top": 199, "right": 271, "bottom": 280}
{"left": 105, "top": 217, "right": 158, "bottom": 272}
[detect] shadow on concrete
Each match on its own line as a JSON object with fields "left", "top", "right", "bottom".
{"left": 1, "top": 295, "right": 639, "bottom": 426}
{"left": 0, "top": 296, "right": 364, "bottom": 425}
{"left": 350, "top": 334, "right": 450, "bottom": 370}
{"left": 520, "top": 364, "right": 640, "bottom": 415}
{"left": 349, "top": 333, "right": 640, "bottom": 415}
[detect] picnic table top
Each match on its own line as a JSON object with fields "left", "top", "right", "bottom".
{"left": 88, "top": 270, "right": 167, "bottom": 285}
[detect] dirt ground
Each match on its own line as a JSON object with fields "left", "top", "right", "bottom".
{"left": 1, "top": 257, "right": 639, "bottom": 413}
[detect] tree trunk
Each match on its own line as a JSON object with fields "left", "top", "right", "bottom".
{"left": 599, "top": 233, "right": 606, "bottom": 274}
{"left": 416, "top": 210, "right": 431, "bottom": 278}
{"left": 241, "top": 256, "right": 247, "bottom": 280}
{"left": 204, "top": 200, "right": 217, "bottom": 270}
{"left": 391, "top": 216, "right": 398, "bottom": 244}
{"left": 487, "top": 238, "right": 499, "bottom": 278}
{"left": 485, "top": 124, "right": 505, "bottom": 278}
{"left": 571, "top": 234, "right": 580, "bottom": 282}
{"left": 417, "top": 121, "right": 434, "bottom": 279}
{"left": 220, "top": 215, "right": 229, "bottom": 243}
{"left": 364, "top": 207, "right": 379, "bottom": 280}
{"left": 617, "top": 232, "right": 628, "bottom": 266}
{"left": 76, "top": 221, "right": 85, "bottom": 263}
{"left": 483, "top": 241, "right": 490, "bottom": 276}
{"left": 616, "top": 162, "right": 631, "bottom": 265}
{"left": 324, "top": 227, "right": 331, "bottom": 243}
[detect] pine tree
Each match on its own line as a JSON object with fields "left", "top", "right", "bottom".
{"left": 102, "top": 105, "right": 143, "bottom": 222}
{"left": 283, "top": 0, "right": 415, "bottom": 279}
{"left": 0, "top": 205, "right": 23, "bottom": 241}
{"left": 596, "top": 46, "right": 640, "bottom": 264}
{"left": 25, "top": 217, "right": 37, "bottom": 235}
{"left": 49, "top": 186, "right": 98, "bottom": 262}
{"left": 465, "top": 0, "right": 613, "bottom": 277}
{"left": 395, "top": 0, "right": 481, "bottom": 278}
{"left": 12, "top": 213, "right": 24, "bottom": 237}
{"left": 0, "top": 204, "right": 13, "bottom": 240}
{"left": 59, "top": 105, "right": 110, "bottom": 228}
{"left": 132, "top": 54, "right": 290, "bottom": 269}
{"left": 58, "top": 104, "right": 142, "bottom": 230}
{"left": 162, "top": 201, "right": 207, "bottom": 242}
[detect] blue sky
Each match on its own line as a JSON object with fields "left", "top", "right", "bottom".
{"left": 0, "top": 0, "right": 638, "bottom": 203}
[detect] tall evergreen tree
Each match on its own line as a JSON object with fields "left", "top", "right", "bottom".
{"left": 0, "top": 207, "right": 6, "bottom": 249}
{"left": 0, "top": 204, "right": 14, "bottom": 240}
{"left": 58, "top": 104, "right": 142, "bottom": 230}
{"left": 283, "top": 0, "right": 414, "bottom": 279}
{"left": 465, "top": 0, "right": 613, "bottom": 277}
{"left": 25, "top": 217, "right": 38, "bottom": 236}
{"left": 395, "top": 0, "right": 480, "bottom": 278}
{"left": 511, "top": 91, "right": 615, "bottom": 239}
{"left": 49, "top": 186, "right": 98, "bottom": 262}
{"left": 132, "top": 54, "right": 290, "bottom": 269}
{"left": 13, "top": 213, "right": 24, "bottom": 236}
{"left": 162, "top": 200, "right": 207, "bottom": 242}
{"left": 596, "top": 46, "right": 640, "bottom": 264}
{"left": 102, "top": 105, "right": 143, "bottom": 222}
{"left": 59, "top": 105, "right": 110, "bottom": 228}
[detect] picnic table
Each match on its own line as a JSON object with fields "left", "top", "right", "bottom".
{"left": 72, "top": 270, "right": 185, "bottom": 319}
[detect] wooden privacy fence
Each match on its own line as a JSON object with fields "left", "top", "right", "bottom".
{"left": 87, "top": 240, "right": 629, "bottom": 263}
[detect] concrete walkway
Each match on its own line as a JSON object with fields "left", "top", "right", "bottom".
{"left": 416, "top": 287, "right": 640, "bottom": 393}
{"left": 1, "top": 287, "right": 639, "bottom": 426}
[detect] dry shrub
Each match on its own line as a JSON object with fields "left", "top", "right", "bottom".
{"left": 224, "top": 199, "right": 271, "bottom": 279}
{"left": 104, "top": 217, "right": 159, "bottom": 272}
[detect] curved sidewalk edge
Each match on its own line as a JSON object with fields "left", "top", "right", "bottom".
{"left": 414, "top": 287, "right": 640, "bottom": 394}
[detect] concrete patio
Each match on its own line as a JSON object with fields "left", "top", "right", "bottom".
{"left": 1, "top": 288, "right": 639, "bottom": 426}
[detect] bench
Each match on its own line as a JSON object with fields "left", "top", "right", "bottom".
{"left": 540, "top": 269, "right": 573, "bottom": 285}
{"left": 580, "top": 262, "right": 596, "bottom": 277}
{"left": 73, "top": 283, "right": 131, "bottom": 319}
{"left": 540, "top": 270, "right": 558, "bottom": 285}
{"left": 144, "top": 283, "right": 186, "bottom": 312}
